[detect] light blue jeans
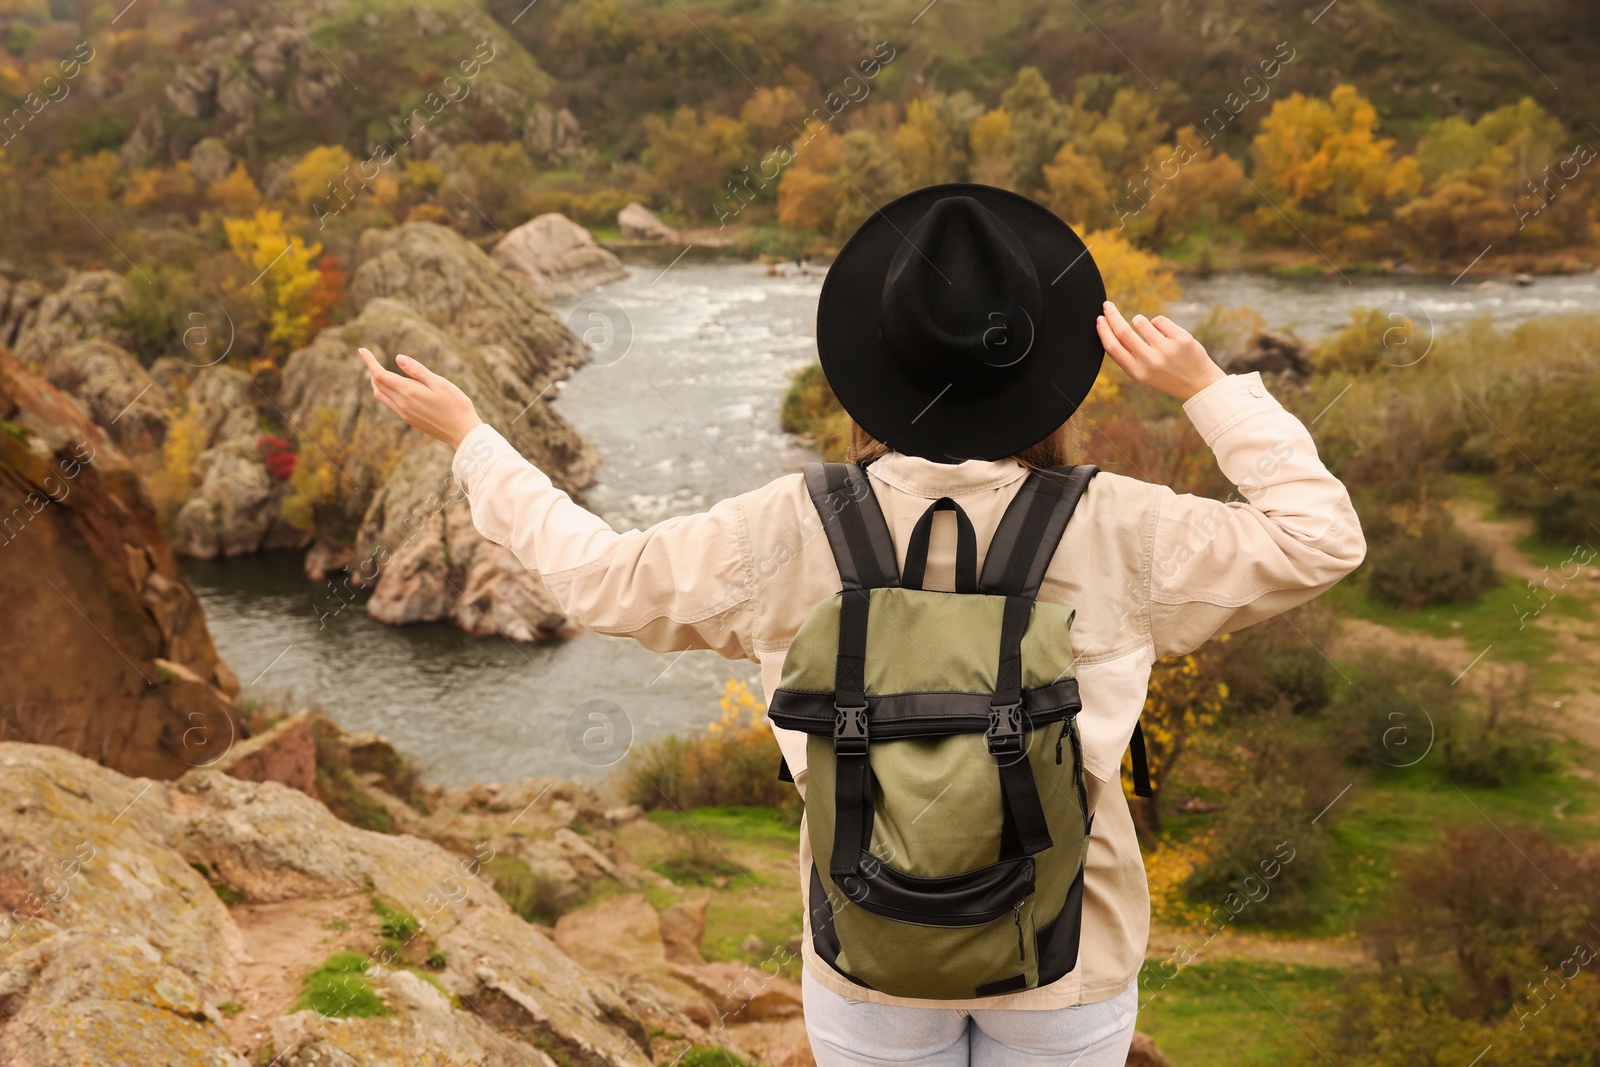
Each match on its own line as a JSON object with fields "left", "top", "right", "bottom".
{"left": 802, "top": 971, "right": 1140, "bottom": 1066}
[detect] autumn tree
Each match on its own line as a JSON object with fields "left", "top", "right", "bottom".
{"left": 967, "top": 108, "right": 1015, "bottom": 189}
{"left": 999, "top": 67, "right": 1067, "bottom": 194}
{"left": 287, "top": 145, "right": 357, "bottom": 214}
{"left": 1249, "top": 84, "right": 1422, "bottom": 247}
{"left": 1407, "top": 98, "right": 1589, "bottom": 253}
{"left": 1121, "top": 128, "right": 1245, "bottom": 249}
{"left": 832, "top": 129, "right": 904, "bottom": 239}
{"left": 1041, "top": 144, "right": 1117, "bottom": 229}
{"left": 223, "top": 208, "right": 323, "bottom": 356}
{"left": 207, "top": 164, "right": 263, "bottom": 216}
{"left": 433, "top": 142, "right": 538, "bottom": 231}
{"left": 776, "top": 123, "right": 846, "bottom": 234}
{"left": 740, "top": 85, "right": 803, "bottom": 151}
{"left": 893, "top": 92, "right": 981, "bottom": 189}
{"left": 641, "top": 107, "right": 753, "bottom": 220}
{"left": 1062, "top": 82, "right": 1170, "bottom": 183}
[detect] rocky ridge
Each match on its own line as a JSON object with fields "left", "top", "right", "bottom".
{"left": 0, "top": 741, "right": 769, "bottom": 1067}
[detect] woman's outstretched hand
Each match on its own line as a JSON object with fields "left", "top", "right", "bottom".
{"left": 1096, "top": 300, "right": 1225, "bottom": 402}
{"left": 359, "top": 347, "right": 483, "bottom": 449}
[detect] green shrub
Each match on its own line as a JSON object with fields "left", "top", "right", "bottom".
{"left": 653, "top": 832, "right": 744, "bottom": 887}
{"left": 778, "top": 361, "right": 850, "bottom": 462}
{"left": 1435, "top": 669, "right": 1553, "bottom": 787}
{"left": 1329, "top": 650, "right": 1459, "bottom": 770}
{"left": 371, "top": 896, "right": 418, "bottom": 942}
{"left": 482, "top": 854, "right": 570, "bottom": 925}
{"left": 295, "top": 952, "right": 388, "bottom": 1018}
{"left": 1363, "top": 500, "right": 1497, "bottom": 610}
{"left": 621, "top": 680, "right": 799, "bottom": 815}
{"left": 1180, "top": 718, "right": 1341, "bottom": 926}
{"left": 1216, "top": 604, "right": 1337, "bottom": 715}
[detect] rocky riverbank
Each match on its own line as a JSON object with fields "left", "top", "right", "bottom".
{"left": 3, "top": 212, "right": 614, "bottom": 644}
{"left": 0, "top": 736, "right": 812, "bottom": 1066}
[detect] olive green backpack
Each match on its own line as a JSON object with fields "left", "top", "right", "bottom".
{"left": 769, "top": 461, "right": 1150, "bottom": 1000}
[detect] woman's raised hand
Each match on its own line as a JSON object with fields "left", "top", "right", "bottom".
{"left": 359, "top": 347, "right": 483, "bottom": 449}
{"left": 1095, "top": 300, "right": 1226, "bottom": 402}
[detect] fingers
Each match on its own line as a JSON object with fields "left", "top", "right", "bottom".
{"left": 1130, "top": 313, "right": 1167, "bottom": 349}
{"left": 358, "top": 347, "right": 403, "bottom": 386}
{"left": 1096, "top": 314, "right": 1139, "bottom": 375}
{"left": 1101, "top": 301, "right": 1157, "bottom": 361}
{"left": 395, "top": 353, "right": 439, "bottom": 386}
{"left": 1151, "top": 315, "right": 1191, "bottom": 341}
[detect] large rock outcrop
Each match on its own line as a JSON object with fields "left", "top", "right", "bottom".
{"left": 618, "top": 202, "right": 681, "bottom": 243}
{"left": 492, "top": 213, "right": 628, "bottom": 298}
{"left": 280, "top": 222, "right": 599, "bottom": 640}
{"left": 157, "top": 360, "right": 308, "bottom": 559}
{"left": 10, "top": 270, "right": 135, "bottom": 366}
{"left": 33, "top": 338, "right": 171, "bottom": 456}
{"left": 0, "top": 347, "right": 241, "bottom": 780}
{"left": 0, "top": 742, "right": 749, "bottom": 1066}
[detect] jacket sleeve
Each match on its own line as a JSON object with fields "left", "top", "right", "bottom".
{"left": 450, "top": 422, "right": 761, "bottom": 660}
{"left": 1146, "top": 372, "right": 1366, "bottom": 658}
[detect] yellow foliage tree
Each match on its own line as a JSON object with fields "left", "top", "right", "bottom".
{"left": 123, "top": 162, "right": 198, "bottom": 211}
{"left": 146, "top": 403, "right": 207, "bottom": 520}
{"left": 1250, "top": 84, "right": 1421, "bottom": 229}
{"left": 740, "top": 85, "right": 803, "bottom": 149}
{"left": 777, "top": 169, "right": 844, "bottom": 234}
{"left": 223, "top": 208, "right": 323, "bottom": 353}
{"left": 287, "top": 144, "right": 357, "bottom": 214}
{"left": 777, "top": 124, "right": 847, "bottom": 234}
{"left": 1080, "top": 225, "right": 1181, "bottom": 313}
{"left": 1124, "top": 637, "right": 1229, "bottom": 827}
{"left": 1042, "top": 143, "right": 1117, "bottom": 230}
{"left": 968, "top": 108, "right": 1016, "bottom": 189}
{"left": 893, "top": 94, "right": 977, "bottom": 188}
{"left": 207, "top": 163, "right": 263, "bottom": 216}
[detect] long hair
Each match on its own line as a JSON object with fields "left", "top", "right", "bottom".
{"left": 845, "top": 415, "right": 1088, "bottom": 470}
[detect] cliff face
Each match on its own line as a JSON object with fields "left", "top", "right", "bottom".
{"left": 0, "top": 347, "right": 241, "bottom": 780}
{"left": 279, "top": 222, "right": 600, "bottom": 641}
{"left": 0, "top": 742, "right": 752, "bottom": 1067}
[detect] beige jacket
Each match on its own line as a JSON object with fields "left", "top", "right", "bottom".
{"left": 451, "top": 370, "right": 1365, "bottom": 1010}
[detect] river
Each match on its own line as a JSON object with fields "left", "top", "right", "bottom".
{"left": 184, "top": 261, "right": 1600, "bottom": 785}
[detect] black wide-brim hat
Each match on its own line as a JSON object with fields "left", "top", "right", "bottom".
{"left": 816, "top": 183, "right": 1106, "bottom": 462}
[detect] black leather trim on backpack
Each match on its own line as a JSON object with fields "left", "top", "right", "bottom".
{"left": 809, "top": 863, "right": 874, "bottom": 988}
{"left": 803, "top": 463, "right": 900, "bottom": 591}
{"left": 845, "top": 854, "right": 1036, "bottom": 927}
{"left": 978, "top": 465, "right": 1099, "bottom": 598}
{"left": 768, "top": 678, "right": 1083, "bottom": 738}
{"left": 1033, "top": 862, "right": 1086, "bottom": 985}
{"left": 901, "top": 497, "right": 978, "bottom": 592}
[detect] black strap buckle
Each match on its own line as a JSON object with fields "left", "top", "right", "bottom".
{"left": 987, "top": 700, "right": 1025, "bottom": 756}
{"left": 833, "top": 702, "right": 870, "bottom": 755}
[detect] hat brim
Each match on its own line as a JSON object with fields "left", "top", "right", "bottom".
{"left": 816, "top": 183, "right": 1107, "bottom": 462}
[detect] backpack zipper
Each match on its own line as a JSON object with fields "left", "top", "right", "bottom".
{"left": 1012, "top": 900, "right": 1026, "bottom": 960}
{"left": 1055, "top": 721, "right": 1067, "bottom": 764}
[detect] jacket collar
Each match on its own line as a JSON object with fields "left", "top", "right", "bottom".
{"left": 865, "top": 452, "right": 1029, "bottom": 498}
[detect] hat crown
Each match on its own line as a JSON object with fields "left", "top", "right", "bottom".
{"left": 879, "top": 195, "right": 1044, "bottom": 399}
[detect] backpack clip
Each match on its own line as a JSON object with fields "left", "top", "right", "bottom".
{"left": 986, "top": 700, "right": 1024, "bottom": 755}
{"left": 834, "top": 702, "right": 870, "bottom": 755}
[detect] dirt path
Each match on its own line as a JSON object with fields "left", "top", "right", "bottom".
{"left": 221, "top": 894, "right": 375, "bottom": 1058}
{"left": 1146, "top": 922, "right": 1367, "bottom": 970}
{"left": 1333, "top": 500, "right": 1600, "bottom": 750}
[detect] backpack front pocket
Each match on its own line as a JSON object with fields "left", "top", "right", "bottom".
{"left": 818, "top": 860, "right": 1041, "bottom": 1000}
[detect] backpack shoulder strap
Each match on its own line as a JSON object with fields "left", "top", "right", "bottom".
{"left": 979, "top": 465, "right": 1099, "bottom": 598}
{"left": 803, "top": 462, "right": 900, "bottom": 590}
